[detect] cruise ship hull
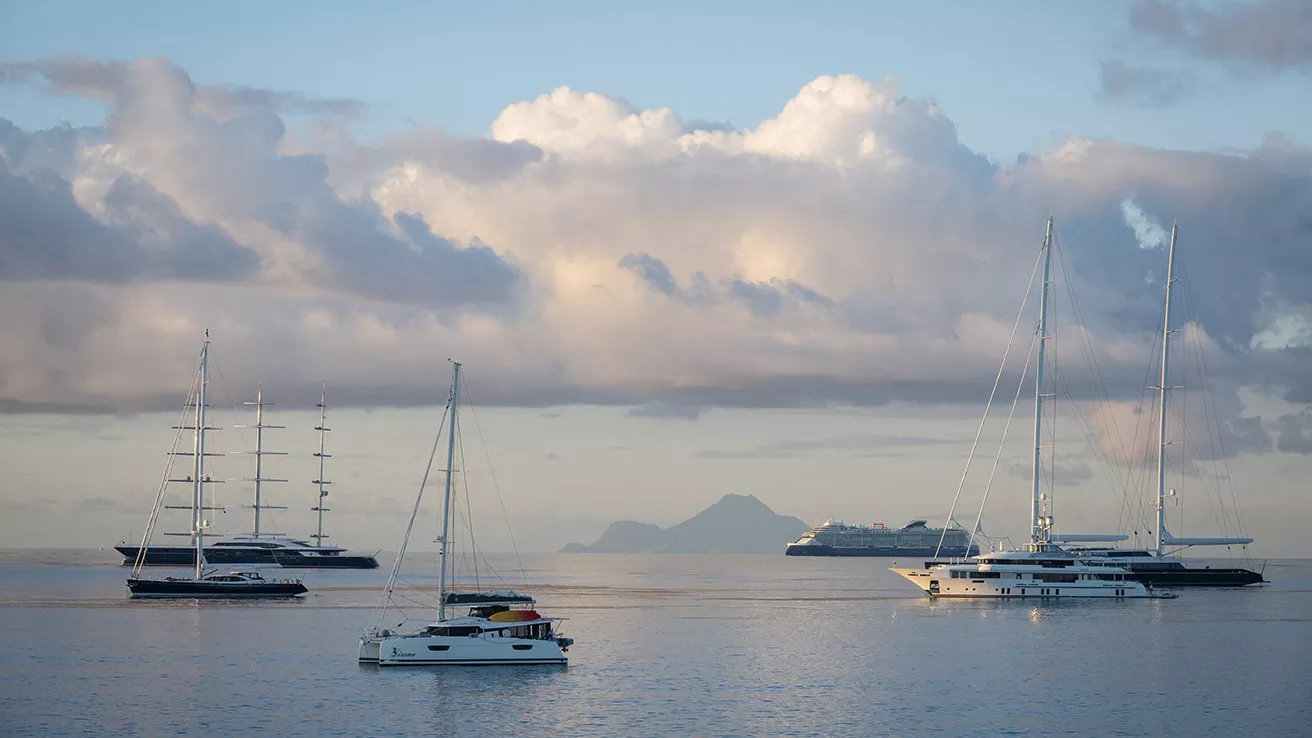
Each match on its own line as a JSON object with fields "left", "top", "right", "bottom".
{"left": 115, "top": 545, "right": 379, "bottom": 569}
{"left": 786, "top": 544, "right": 979, "bottom": 558}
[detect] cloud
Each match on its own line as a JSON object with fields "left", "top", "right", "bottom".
{"left": 1129, "top": 0, "right": 1312, "bottom": 73}
{"left": 0, "top": 56, "right": 1307, "bottom": 449}
{"left": 1097, "top": 61, "right": 1194, "bottom": 107}
{"left": 1008, "top": 459, "right": 1097, "bottom": 487}
{"left": 1276, "top": 408, "right": 1312, "bottom": 453}
{"left": 627, "top": 401, "right": 705, "bottom": 420}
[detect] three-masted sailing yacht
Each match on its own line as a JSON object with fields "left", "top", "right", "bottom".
{"left": 126, "top": 334, "right": 308, "bottom": 598}
{"left": 359, "top": 362, "right": 574, "bottom": 665}
{"left": 891, "top": 219, "right": 1160, "bottom": 599}
{"left": 115, "top": 382, "right": 379, "bottom": 569}
{"left": 1065, "top": 224, "right": 1263, "bottom": 586}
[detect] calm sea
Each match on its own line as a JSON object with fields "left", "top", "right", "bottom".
{"left": 0, "top": 549, "right": 1308, "bottom": 737}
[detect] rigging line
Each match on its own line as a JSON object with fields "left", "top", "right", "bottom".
{"left": 934, "top": 243, "right": 1046, "bottom": 558}
{"left": 1052, "top": 235, "right": 1138, "bottom": 499}
{"left": 132, "top": 357, "right": 204, "bottom": 575}
{"left": 460, "top": 376, "right": 528, "bottom": 586}
{"left": 373, "top": 398, "right": 451, "bottom": 631}
{"left": 454, "top": 412, "right": 481, "bottom": 592}
{"left": 1178, "top": 265, "right": 1249, "bottom": 547}
{"left": 966, "top": 323, "right": 1040, "bottom": 557}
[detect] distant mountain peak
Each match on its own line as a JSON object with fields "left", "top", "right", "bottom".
{"left": 560, "top": 494, "right": 808, "bottom": 554}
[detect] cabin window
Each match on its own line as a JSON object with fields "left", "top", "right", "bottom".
{"left": 512, "top": 644, "right": 533, "bottom": 651}
{"left": 427, "top": 645, "right": 450, "bottom": 651}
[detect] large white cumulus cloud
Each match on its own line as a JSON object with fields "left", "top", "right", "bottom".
{"left": 1, "top": 57, "right": 1310, "bottom": 457}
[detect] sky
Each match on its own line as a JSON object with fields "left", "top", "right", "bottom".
{"left": 1, "top": 0, "right": 1310, "bottom": 555}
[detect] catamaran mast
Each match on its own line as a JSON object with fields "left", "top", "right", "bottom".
{"left": 238, "top": 389, "right": 287, "bottom": 537}
{"left": 1030, "top": 217, "right": 1054, "bottom": 550}
{"left": 437, "top": 362, "right": 461, "bottom": 622}
{"left": 1155, "top": 224, "right": 1178, "bottom": 558}
{"left": 312, "top": 383, "right": 331, "bottom": 544}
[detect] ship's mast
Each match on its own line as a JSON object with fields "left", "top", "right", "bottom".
{"left": 311, "top": 383, "right": 332, "bottom": 545}
{"left": 437, "top": 362, "right": 461, "bottom": 622}
{"left": 1030, "top": 217, "right": 1055, "bottom": 550}
{"left": 1155, "top": 224, "right": 1178, "bottom": 557}
{"left": 237, "top": 389, "right": 287, "bottom": 537}
{"left": 194, "top": 338, "right": 210, "bottom": 579}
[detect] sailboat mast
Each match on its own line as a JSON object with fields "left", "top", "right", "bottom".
{"left": 1155, "top": 224, "right": 1178, "bottom": 557}
{"left": 1030, "top": 217, "right": 1054, "bottom": 549}
{"left": 312, "top": 383, "right": 331, "bottom": 544}
{"left": 437, "top": 362, "right": 461, "bottom": 622}
{"left": 194, "top": 338, "right": 209, "bottom": 579}
{"left": 253, "top": 390, "right": 264, "bottom": 537}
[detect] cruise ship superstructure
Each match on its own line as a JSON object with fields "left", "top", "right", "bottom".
{"left": 785, "top": 520, "right": 980, "bottom": 558}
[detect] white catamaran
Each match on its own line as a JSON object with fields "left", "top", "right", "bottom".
{"left": 359, "top": 362, "right": 574, "bottom": 666}
{"left": 892, "top": 218, "right": 1164, "bottom": 600}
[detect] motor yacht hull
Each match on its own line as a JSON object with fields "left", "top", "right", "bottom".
{"left": 891, "top": 567, "right": 1158, "bottom": 599}
{"left": 360, "top": 634, "right": 567, "bottom": 666}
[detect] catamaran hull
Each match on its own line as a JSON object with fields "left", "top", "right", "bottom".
{"left": 115, "top": 545, "right": 378, "bottom": 569}
{"left": 126, "top": 578, "right": 308, "bottom": 598}
{"left": 360, "top": 635, "right": 567, "bottom": 666}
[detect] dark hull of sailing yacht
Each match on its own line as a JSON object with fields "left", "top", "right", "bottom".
{"left": 1125, "top": 566, "right": 1264, "bottom": 587}
{"left": 126, "top": 578, "right": 308, "bottom": 598}
{"left": 115, "top": 545, "right": 379, "bottom": 569}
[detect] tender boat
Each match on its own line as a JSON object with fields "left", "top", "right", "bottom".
{"left": 125, "top": 333, "right": 311, "bottom": 600}
{"left": 358, "top": 362, "right": 574, "bottom": 666}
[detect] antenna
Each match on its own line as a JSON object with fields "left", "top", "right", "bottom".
{"left": 311, "top": 383, "right": 332, "bottom": 544}
{"left": 233, "top": 388, "right": 288, "bottom": 537}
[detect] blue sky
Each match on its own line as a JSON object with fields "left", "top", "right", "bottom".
{"left": 2, "top": 0, "right": 1308, "bottom": 161}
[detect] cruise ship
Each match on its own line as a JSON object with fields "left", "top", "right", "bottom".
{"left": 785, "top": 519, "right": 980, "bottom": 557}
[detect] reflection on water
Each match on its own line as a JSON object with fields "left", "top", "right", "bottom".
{"left": 1, "top": 550, "right": 1310, "bottom": 736}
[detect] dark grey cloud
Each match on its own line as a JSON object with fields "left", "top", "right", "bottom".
{"left": 698, "top": 433, "right": 960, "bottom": 460}
{"left": 619, "top": 251, "right": 834, "bottom": 317}
{"left": 0, "top": 158, "right": 257, "bottom": 282}
{"left": 627, "top": 401, "right": 705, "bottom": 420}
{"left": 1096, "top": 61, "right": 1194, "bottom": 107}
{"left": 0, "top": 58, "right": 527, "bottom": 310}
{"left": 619, "top": 252, "right": 679, "bottom": 295}
{"left": 1276, "top": 409, "right": 1312, "bottom": 453}
{"left": 1129, "top": 0, "right": 1312, "bottom": 72}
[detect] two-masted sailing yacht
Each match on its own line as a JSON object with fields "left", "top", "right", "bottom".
{"left": 1065, "top": 224, "right": 1263, "bottom": 586}
{"left": 116, "top": 383, "right": 379, "bottom": 569}
{"left": 892, "top": 219, "right": 1160, "bottom": 600}
{"left": 359, "top": 362, "right": 575, "bottom": 666}
{"left": 126, "top": 335, "right": 308, "bottom": 598}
